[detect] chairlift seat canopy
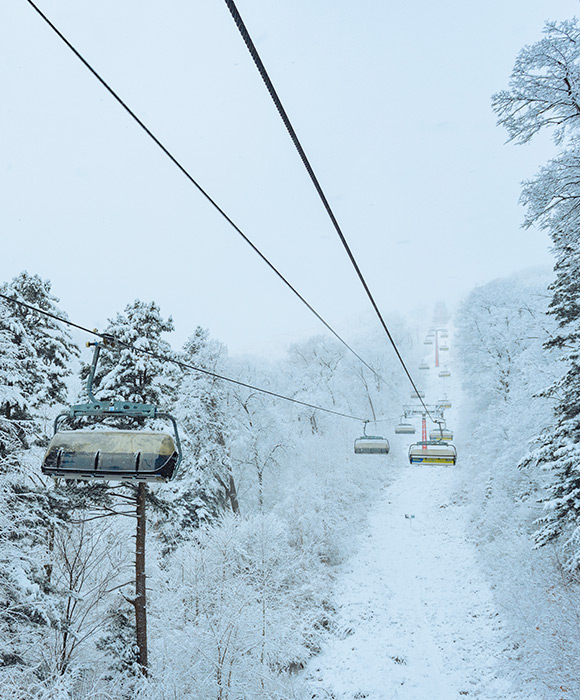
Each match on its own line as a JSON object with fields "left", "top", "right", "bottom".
{"left": 354, "top": 436, "right": 390, "bottom": 454}
{"left": 42, "top": 430, "right": 179, "bottom": 482}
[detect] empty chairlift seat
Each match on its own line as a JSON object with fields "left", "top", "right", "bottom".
{"left": 395, "top": 422, "right": 416, "bottom": 434}
{"left": 408, "top": 441, "right": 457, "bottom": 465}
{"left": 410, "top": 389, "right": 425, "bottom": 399}
{"left": 42, "top": 430, "right": 180, "bottom": 482}
{"left": 428, "top": 427, "right": 453, "bottom": 441}
{"left": 354, "top": 435, "right": 390, "bottom": 454}
{"left": 438, "top": 370, "right": 451, "bottom": 377}
{"left": 419, "top": 362, "right": 430, "bottom": 370}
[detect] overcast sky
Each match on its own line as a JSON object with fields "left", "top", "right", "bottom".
{"left": 2, "top": 0, "right": 579, "bottom": 356}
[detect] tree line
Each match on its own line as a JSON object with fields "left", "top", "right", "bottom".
{"left": 0, "top": 271, "right": 406, "bottom": 699}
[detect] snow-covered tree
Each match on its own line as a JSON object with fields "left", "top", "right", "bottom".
{"left": 0, "top": 271, "right": 79, "bottom": 416}
{"left": 73, "top": 299, "right": 177, "bottom": 678}
{"left": 0, "top": 301, "right": 33, "bottom": 429}
{"left": 286, "top": 335, "right": 348, "bottom": 435}
{"left": 87, "top": 299, "right": 175, "bottom": 408}
{"left": 158, "top": 327, "right": 232, "bottom": 548}
{"left": 152, "top": 512, "right": 328, "bottom": 699}
{"left": 494, "top": 18, "right": 580, "bottom": 573}
{"left": 0, "top": 275, "right": 80, "bottom": 683}
{"left": 493, "top": 20, "right": 580, "bottom": 146}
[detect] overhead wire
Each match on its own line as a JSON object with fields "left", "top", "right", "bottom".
{"left": 22, "top": 0, "right": 400, "bottom": 399}
{"left": 222, "top": 0, "right": 436, "bottom": 423}
{"left": 0, "top": 292, "right": 367, "bottom": 422}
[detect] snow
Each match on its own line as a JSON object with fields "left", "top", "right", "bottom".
{"left": 308, "top": 466, "right": 522, "bottom": 700}
{"left": 307, "top": 329, "right": 536, "bottom": 700}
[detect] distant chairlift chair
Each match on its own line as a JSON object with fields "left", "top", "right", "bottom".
{"left": 395, "top": 418, "right": 416, "bottom": 435}
{"left": 408, "top": 441, "right": 457, "bottom": 465}
{"left": 354, "top": 421, "right": 390, "bottom": 454}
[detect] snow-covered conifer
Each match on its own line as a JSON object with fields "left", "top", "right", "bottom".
{"left": 0, "top": 272, "right": 79, "bottom": 414}
{"left": 69, "top": 299, "right": 177, "bottom": 677}
{"left": 0, "top": 275, "right": 81, "bottom": 680}
{"left": 87, "top": 299, "right": 175, "bottom": 407}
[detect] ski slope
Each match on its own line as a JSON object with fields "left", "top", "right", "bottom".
{"left": 307, "top": 331, "right": 533, "bottom": 700}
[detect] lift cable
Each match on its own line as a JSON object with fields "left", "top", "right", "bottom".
{"left": 23, "top": 0, "right": 399, "bottom": 398}
{"left": 0, "top": 292, "right": 367, "bottom": 422}
{"left": 222, "top": 0, "right": 436, "bottom": 423}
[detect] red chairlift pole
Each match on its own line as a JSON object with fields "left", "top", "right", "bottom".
{"left": 435, "top": 329, "right": 440, "bottom": 368}
{"left": 422, "top": 413, "right": 427, "bottom": 449}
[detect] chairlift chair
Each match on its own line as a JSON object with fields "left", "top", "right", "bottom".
{"left": 410, "top": 389, "right": 425, "bottom": 399}
{"left": 438, "top": 369, "right": 451, "bottom": 377}
{"left": 42, "top": 339, "right": 182, "bottom": 482}
{"left": 408, "top": 441, "right": 457, "bottom": 465}
{"left": 440, "top": 344, "right": 449, "bottom": 352}
{"left": 437, "top": 397, "right": 452, "bottom": 409}
{"left": 395, "top": 417, "right": 416, "bottom": 434}
{"left": 419, "top": 362, "right": 430, "bottom": 370}
{"left": 429, "top": 427, "right": 453, "bottom": 441}
{"left": 354, "top": 421, "right": 390, "bottom": 454}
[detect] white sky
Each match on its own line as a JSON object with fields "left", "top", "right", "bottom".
{"left": 2, "top": 0, "right": 578, "bottom": 356}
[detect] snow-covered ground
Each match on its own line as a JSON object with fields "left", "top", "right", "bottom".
{"left": 307, "top": 332, "right": 533, "bottom": 700}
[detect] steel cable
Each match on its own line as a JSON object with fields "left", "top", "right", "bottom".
{"left": 23, "top": 0, "right": 392, "bottom": 394}
{"left": 223, "top": 0, "right": 436, "bottom": 422}
{"left": 0, "top": 292, "right": 367, "bottom": 422}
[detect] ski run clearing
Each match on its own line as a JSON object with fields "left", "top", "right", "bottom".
{"left": 308, "top": 341, "right": 531, "bottom": 700}
{"left": 308, "top": 465, "right": 517, "bottom": 700}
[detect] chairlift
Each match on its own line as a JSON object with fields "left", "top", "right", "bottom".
{"left": 410, "top": 389, "right": 425, "bottom": 399}
{"left": 395, "top": 418, "right": 416, "bottom": 434}
{"left": 437, "top": 397, "right": 452, "bottom": 409}
{"left": 429, "top": 427, "right": 453, "bottom": 441}
{"left": 440, "top": 344, "right": 449, "bottom": 352}
{"left": 408, "top": 441, "right": 457, "bottom": 465}
{"left": 354, "top": 421, "right": 390, "bottom": 454}
{"left": 42, "top": 339, "right": 182, "bottom": 482}
{"left": 419, "top": 362, "right": 430, "bottom": 370}
{"left": 438, "top": 369, "right": 451, "bottom": 377}
{"left": 424, "top": 338, "right": 434, "bottom": 345}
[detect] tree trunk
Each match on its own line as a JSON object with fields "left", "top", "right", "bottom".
{"left": 135, "top": 482, "right": 148, "bottom": 676}
{"left": 227, "top": 471, "right": 240, "bottom": 514}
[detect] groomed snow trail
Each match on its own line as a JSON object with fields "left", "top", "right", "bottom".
{"left": 308, "top": 332, "right": 530, "bottom": 700}
{"left": 308, "top": 466, "right": 520, "bottom": 699}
